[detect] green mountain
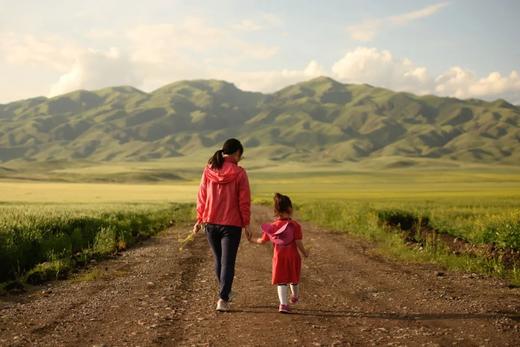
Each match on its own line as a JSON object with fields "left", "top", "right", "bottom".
{"left": 1, "top": 77, "right": 519, "bottom": 164}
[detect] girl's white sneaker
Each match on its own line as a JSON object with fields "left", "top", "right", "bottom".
{"left": 278, "top": 304, "right": 290, "bottom": 313}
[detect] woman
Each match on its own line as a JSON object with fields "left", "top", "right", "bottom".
{"left": 193, "top": 138, "right": 252, "bottom": 312}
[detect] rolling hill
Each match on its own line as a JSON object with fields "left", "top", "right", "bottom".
{"left": 1, "top": 77, "right": 519, "bottom": 164}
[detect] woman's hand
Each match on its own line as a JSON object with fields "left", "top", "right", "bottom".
{"left": 192, "top": 222, "right": 202, "bottom": 235}
{"left": 243, "top": 225, "right": 252, "bottom": 241}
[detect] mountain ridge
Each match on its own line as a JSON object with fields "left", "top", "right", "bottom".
{"left": 1, "top": 76, "right": 519, "bottom": 164}
{"left": 6, "top": 76, "right": 517, "bottom": 107}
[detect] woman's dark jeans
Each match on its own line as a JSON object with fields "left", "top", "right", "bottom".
{"left": 205, "top": 223, "right": 242, "bottom": 301}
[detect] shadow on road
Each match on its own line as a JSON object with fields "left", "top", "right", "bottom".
{"left": 231, "top": 305, "right": 520, "bottom": 321}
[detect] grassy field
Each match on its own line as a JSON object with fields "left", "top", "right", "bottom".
{"left": 1, "top": 158, "right": 519, "bottom": 286}
{"left": 2, "top": 155, "right": 520, "bottom": 200}
{"left": 296, "top": 198, "right": 520, "bottom": 283}
{"left": 0, "top": 202, "right": 195, "bottom": 286}
{"left": 0, "top": 181, "right": 198, "bottom": 203}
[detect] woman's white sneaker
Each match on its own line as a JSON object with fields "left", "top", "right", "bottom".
{"left": 216, "top": 299, "right": 230, "bottom": 312}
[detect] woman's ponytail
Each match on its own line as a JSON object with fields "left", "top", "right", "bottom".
{"left": 208, "top": 149, "right": 225, "bottom": 169}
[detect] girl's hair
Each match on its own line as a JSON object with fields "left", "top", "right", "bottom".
{"left": 273, "top": 192, "right": 292, "bottom": 216}
{"left": 208, "top": 138, "right": 244, "bottom": 169}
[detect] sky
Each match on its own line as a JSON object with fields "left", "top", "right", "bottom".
{"left": 1, "top": 0, "right": 519, "bottom": 104}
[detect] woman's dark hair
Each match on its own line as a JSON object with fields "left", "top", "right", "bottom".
{"left": 208, "top": 138, "right": 244, "bottom": 169}
{"left": 273, "top": 192, "right": 292, "bottom": 216}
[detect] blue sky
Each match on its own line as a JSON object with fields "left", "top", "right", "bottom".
{"left": 1, "top": 0, "right": 519, "bottom": 103}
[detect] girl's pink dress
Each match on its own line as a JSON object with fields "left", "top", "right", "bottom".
{"left": 261, "top": 218, "right": 303, "bottom": 285}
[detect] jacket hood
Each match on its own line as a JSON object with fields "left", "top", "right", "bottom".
{"left": 204, "top": 157, "right": 242, "bottom": 184}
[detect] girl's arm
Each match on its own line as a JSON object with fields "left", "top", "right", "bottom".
{"left": 252, "top": 229, "right": 270, "bottom": 244}
{"left": 295, "top": 240, "right": 309, "bottom": 257}
{"left": 253, "top": 237, "right": 268, "bottom": 244}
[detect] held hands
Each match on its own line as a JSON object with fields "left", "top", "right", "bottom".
{"left": 243, "top": 225, "right": 252, "bottom": 242}
{"left": 244, "top": 226, "right": 266, "bottom": 244}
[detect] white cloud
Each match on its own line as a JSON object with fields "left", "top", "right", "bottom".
{"left": 127, "top": 17, "right": 226, "bottom": 63}
{"left": 332, "top": 47, "right": 520, "bottom": 103}
{"left": 119, "top": 17, "right": 280, "bottom": 90}
{"left": 0, "top": 16, "right": 281, "bottom": 99}
{"left": 231, "top": 41, "right": 279, "bottom": 60}
{"left": 0, "top": 32, "right": 80, "bottom": 71}
{"left": 346, "top": 19, "right": 383, "bottom": 42}
{"left": 347, "top": 2, "right": 449, "bottom": 42}
{"left": 126, "top": 17, "right": 278, "bottom": 65}
{"left": 332, "top": 47, "right": 433, "bottom": 93}
{"left": 212, "top": 60, "right": 325, "bottom": 93}
{"left": 49, "top": 48, "right": 141, "bottom": 96}
{"left": 233, "top": 19, "right": 263, "bottom": 32}
{"left": 435, "top": 67, "right": 520, "bottom": 102}
{"left": 389, "top": 2, "right": 450, "bottom": 25}
{"left": 232, "top": 13, "right": 283, "bottom": 32}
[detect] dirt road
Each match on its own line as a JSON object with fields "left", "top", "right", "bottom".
{"left": 1, "top": 206, "right": 519, "bottom": 346}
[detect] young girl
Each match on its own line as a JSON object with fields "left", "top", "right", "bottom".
{"left": 253, "top": 193, "right": 309, "bottom": 313}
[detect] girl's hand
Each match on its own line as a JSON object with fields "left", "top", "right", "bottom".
{"left": 295, "top": 240, "right": 309, "bottom": 258}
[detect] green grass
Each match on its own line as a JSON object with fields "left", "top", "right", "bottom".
{"left": 296, "top": 199, "right": 520, "bottom": 285}
{"left": 0, "top": 202, "right": 195, "bottom": 285}
{"left": 295, "top": 198, "right": 520, "bottom": 249}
